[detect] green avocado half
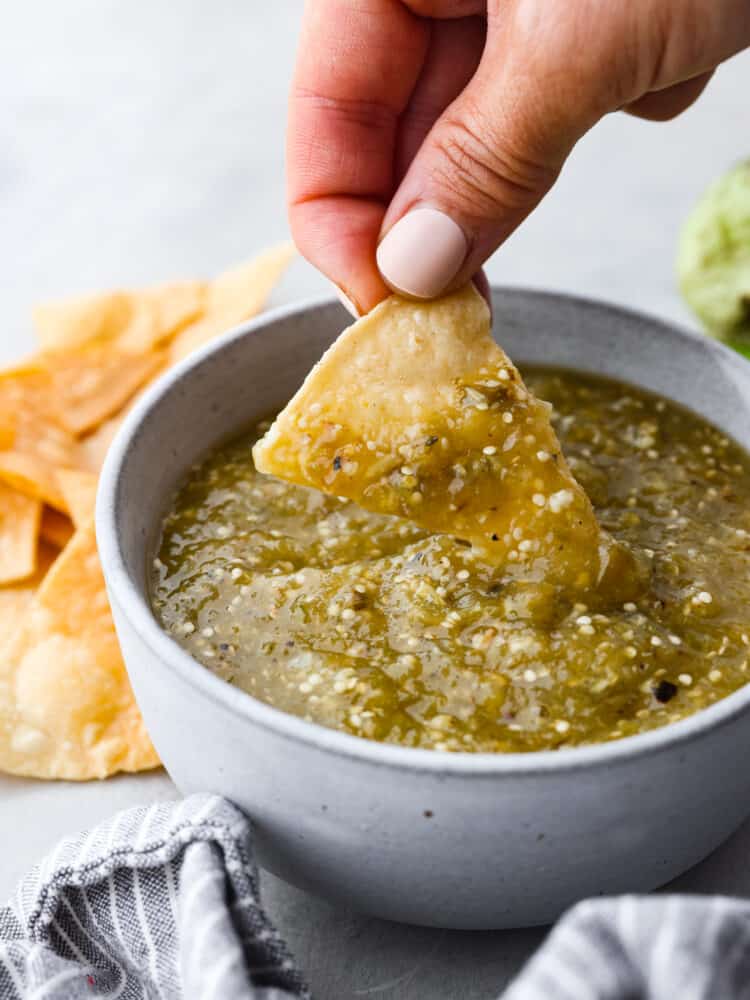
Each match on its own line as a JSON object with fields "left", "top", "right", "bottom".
{"left": 677, "top": 160, "right": 750, "bottom": 357}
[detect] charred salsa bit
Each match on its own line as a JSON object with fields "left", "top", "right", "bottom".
{"left": 652, "top": 680, "right": 678, "bottom": 704}
{"left": 151, "top": 367, "right": 750, "bottom": 753}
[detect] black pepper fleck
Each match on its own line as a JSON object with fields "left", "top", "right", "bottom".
{"left": 333, "top": 455, "right": 342, "bottom": 471}
{"left": 653, "top": 679, "right": 678, "bottom": 703}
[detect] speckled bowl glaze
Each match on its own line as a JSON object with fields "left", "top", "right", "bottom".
{"left": 97, "top": 288, "right": 750, "bottom": 929}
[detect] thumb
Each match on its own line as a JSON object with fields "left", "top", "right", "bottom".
{"left": 375, "top": 9, "right": 621, "bottom": 299}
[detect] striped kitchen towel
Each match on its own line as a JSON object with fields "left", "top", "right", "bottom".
{"left": 3, "top": 797, "right": 750, "bottom": 1000}
{"left": 0, "top": 795, "right": 308, "bottom": 999}
{"left": 502, "top": 894, "right": 750, "bottom": 999}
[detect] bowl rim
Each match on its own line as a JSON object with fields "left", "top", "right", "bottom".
{"left": 97, "top": 286, "right": 750, "bottom": 777}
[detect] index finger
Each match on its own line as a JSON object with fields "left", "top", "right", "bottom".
{"left": 287, "top": 0, "right": 429, "bottom": 312}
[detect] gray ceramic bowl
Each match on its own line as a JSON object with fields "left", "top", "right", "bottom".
{"left": 97, "top": 288, "right": 750, "bottom": 930}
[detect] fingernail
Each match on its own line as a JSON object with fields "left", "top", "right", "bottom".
{"left": 331, "top": 282, "right": 360, "bottom": 318}
{"left": 376, "top": 207, "right": 468, "bottom": 299}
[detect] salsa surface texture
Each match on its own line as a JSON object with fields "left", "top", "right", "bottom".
{"left": 150, "top": 369, "right": 750, "bottom": 752}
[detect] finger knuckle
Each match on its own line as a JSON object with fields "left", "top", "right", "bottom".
{"left": 430, "top": 107, "right": 557, "bottom": 221}
{"left": 403, "top": 0, "right": 484, "bottom": 16}
{"left": 292, "top": 87, "right": 396, "bottom": 134}
{"left": 645, "top": 0, "right": 706, "bottom": 90}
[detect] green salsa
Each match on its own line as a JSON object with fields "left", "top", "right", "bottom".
{"left": 150, "top": 369, "right": 750, "bottom": 752}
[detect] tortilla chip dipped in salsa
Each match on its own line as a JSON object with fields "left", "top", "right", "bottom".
{"left": 254, "top": 285, "right": 641, "bottom": 597}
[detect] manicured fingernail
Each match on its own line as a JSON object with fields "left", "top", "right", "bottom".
{"left": 331, "top": 282, "right": 360, "bottom": 318}
{"left": 376, "top": 207, "right": 468, "bottom": 299}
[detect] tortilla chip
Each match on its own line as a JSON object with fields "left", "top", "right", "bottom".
{"left": 208, "top": 243, "right": 295, "bottom": 317}
{"left": 40, "top": 507, "right": 74, "bottom": 550}
{"left": 169, "top": 243, "right": 295, "bottom": 363}
{"left": 56, "top": 469, "right": 98, "bottom": 527}
{"left": 0, "top": 522, "right": 159, "bottom": 780}
{"left": 78, "top": 377, "right": 150, "bottom": 475}
{"left": 0, "top": 364, "right": 85, "bottom": 509}
{"left": 33, "top": 280, "right": 205, "bottom": 354}
{"left": 122, "top": 281, "right": 205, "bottom": 352}
{"left": 0, "top": 543, "right": 58, "bottom": 656}
{"left": 39, "top": 343, "right": 164, "bottom": 436}
{"left": 0, "top": 362, "right": 61, "bottom": 437}
{"left": 0, "top": 484, "right": 41, "bottom": 584}
{"left": 34, "top": 293, "right": 133, "bottom": 353}
{"left": 80, "top": 413, "right": 125, "bottom": 473}
{"left": 0, "top": 425, "right": 14, "bottom": 450}
{"left": 254, "top": 286, "right": 640, "bottom": 595}
{"left": 0, "top": 453, "right": 70, "bottom": 510}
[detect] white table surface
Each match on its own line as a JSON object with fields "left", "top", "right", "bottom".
{"left": 2, "top": 3, "right": 750, "bottom": 997}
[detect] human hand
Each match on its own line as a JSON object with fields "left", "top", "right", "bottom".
{"left": 287, "top": 0, "right": 750, "bottom": 314}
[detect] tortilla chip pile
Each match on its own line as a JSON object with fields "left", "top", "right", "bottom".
{"left": 0, "top": 243, "right": 293, "bottom": 780}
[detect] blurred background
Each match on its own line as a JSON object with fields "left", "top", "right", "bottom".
{"left": 3, "top": 0, "right": 750, "bottom": 364}
{"left": 2, "top": 3, "right": 750, "bottom": 997}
